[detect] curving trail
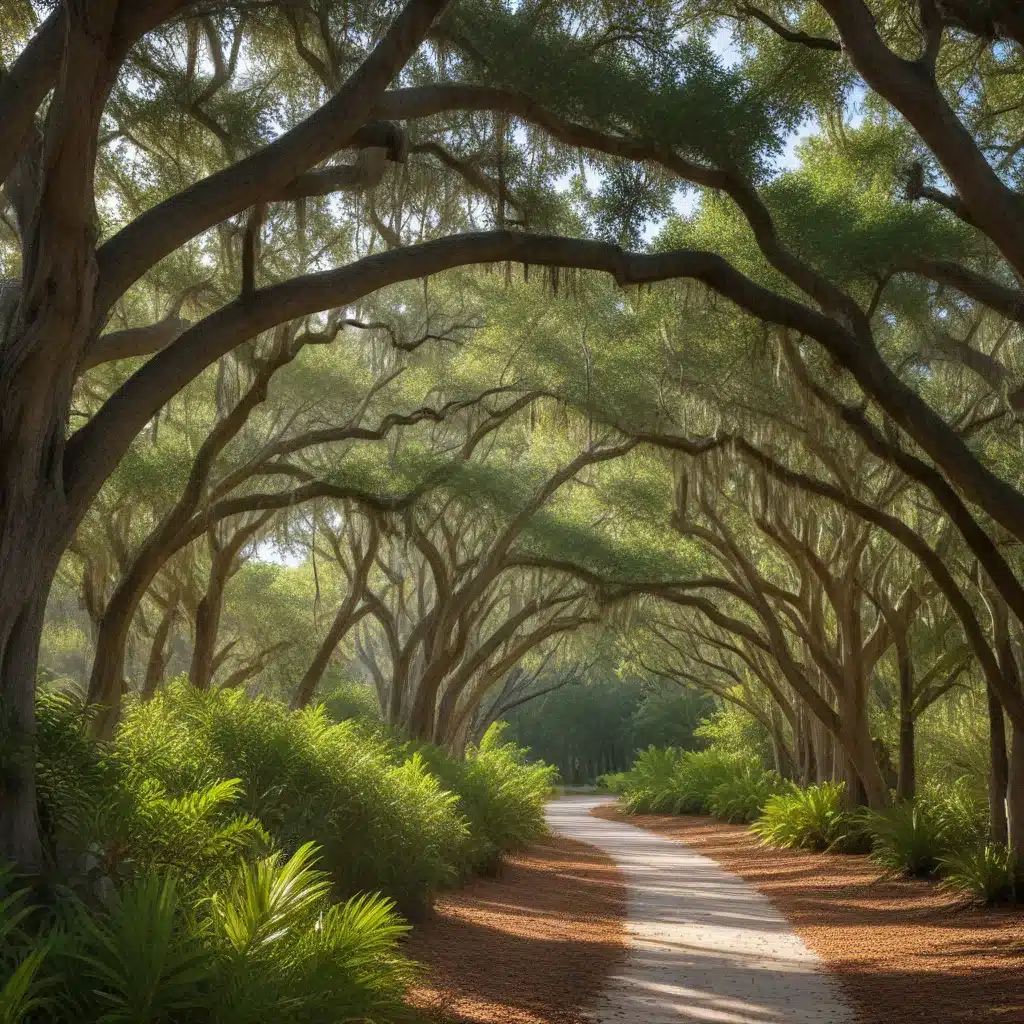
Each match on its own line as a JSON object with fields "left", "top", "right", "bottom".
{"left": 546, "top": 797, "right": 856, "bottom": 1024}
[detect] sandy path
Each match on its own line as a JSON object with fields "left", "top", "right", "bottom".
{"left": 595, "top": 805, "right": 1024, "bottom": 1024}
{"left": 547, "top": 796, "right": 856, "bottom": 1024}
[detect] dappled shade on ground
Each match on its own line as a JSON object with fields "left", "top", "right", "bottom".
{"left": 405, "top": 835, "right": 626, "bottom": 1023}
{"left": 595, "top": 806, "right": 1024, "bottom": 1024}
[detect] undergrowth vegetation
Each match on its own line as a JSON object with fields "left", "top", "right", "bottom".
{"left": 611, "top": 730, "right": 1019, "bottom": 903}
{"left": 1, "top": 685, "right": 555, "bottom": 1023}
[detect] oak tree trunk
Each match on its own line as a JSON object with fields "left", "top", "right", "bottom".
{"left": 190, "top": 560, "right": 229, "bottom": 690}
{"left": 142, "top": 598, "right": 178, "bottom": 699}
{"left": 987, "top": 683, "right": 1010, "bottom": 846}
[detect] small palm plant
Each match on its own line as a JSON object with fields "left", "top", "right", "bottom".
{"left": 0, "top": 864, "right": 55, "bottom": 1024}
{"left": 863, "top": 801, "right": 948, "bottom": 877}
{"left": 207, "top": 841, "right": 414, "bottom": 1024}
{"left": 940, "top": 845, "right": 1019, "bottom": 904}
{"left": 71, "top": 870, "right": 210, "bottom": 1023}
{"left": 752, "top": 782, "right": 852, "bottom": 851}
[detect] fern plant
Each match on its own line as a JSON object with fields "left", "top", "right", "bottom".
{"left": 752, "top": 782, "right": 853, "bottom": 851}
{"left": 940, "top": 845, "right": 1019, "bottom": 904}
{"left": 88, "top": 778, "right": 270, "bottom": 890}
{"left": 708, "top": 768, "right": 785, "bottom": 824}
{"left": 863, "top": 801, "right": 948, "bottom": 877}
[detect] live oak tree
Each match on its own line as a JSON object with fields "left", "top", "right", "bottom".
{"left": 7, "top": 0, "right": 1024, "bottom": 869}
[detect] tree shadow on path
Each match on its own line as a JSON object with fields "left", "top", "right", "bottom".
{"left": 404, "top": 834, "right": 628, "bottom": 1024}
{"left": 599, "top": 807, "right": 1024, "bottom": 1024}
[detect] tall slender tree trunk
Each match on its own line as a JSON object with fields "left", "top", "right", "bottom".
{"left": 291, "top": 601, "right": 370, "bottom": 710}
{"left": 895, "top": 637, "right": 916, "bottom": 801}
{"left": 190, "top": 559, "right": 229, "bottom": 690}
{"left": 991, "top": 596, "right": 1023, "bottom": 851}
{"left": 1007, "top": 726, "right": 1024, "bottom": 857}
{"left": 987, "top": 683, "right": 1009, "bottom": 846}
{"left": 142, "top": 597, "right": 178, "bottom": 699}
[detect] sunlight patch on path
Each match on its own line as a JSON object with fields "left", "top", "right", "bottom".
{"left": 546, "top": 797, "right": 856, "bottom": 1024}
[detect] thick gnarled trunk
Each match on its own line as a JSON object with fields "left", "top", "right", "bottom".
{"left": 0, "top": 576, "right": 53, "bottom": 870}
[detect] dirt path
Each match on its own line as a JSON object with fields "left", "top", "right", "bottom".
{"left": 549, "top": 796, "right": 855, "bottom": 1023}
{"left": 596, "top": 804, "right": 1024, "bottom": 1024}
{"left": 405, "top": 833, "right": 627, "bottom": 1023}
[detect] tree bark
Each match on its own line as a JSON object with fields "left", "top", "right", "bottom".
{"left": 896, "top": 636, "right": 916, "bottom": 801}
{"left": 141, "top": 595, "right": 178, "bottom": 699}
{"left": 991, "top": 595, "right": 1024, "bottom": 852}
{"left": 189, "top": 550, "right": 231, "bottom": 691}
{"left": 988, "top": 683, "right": 1009, "bottom": 846}
{"left": 1008, "top": 723, "right": 1024, "bottom": 857}
{"left": 0, "top": 584, "right": 50, "bottom": 870}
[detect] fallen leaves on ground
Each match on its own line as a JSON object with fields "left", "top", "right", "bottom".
{"left": 405, "top": 834, "right": 627, "bottom": 1024}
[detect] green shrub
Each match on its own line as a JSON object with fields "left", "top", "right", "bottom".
{"left": 617, "top": 746, "right": 685, "bottom": 813}
{"left": 0, "top": 863, "right": 56, "bottom": 1023}
{"left": 67, "top": 870, "right": 211, "bottom": 1022}
{"left": 2, "top": 845, "right": 415, "bottom": 1024}
{"left": 414, "top": 723, "right": 556, "bottom": 876}
{"left": 707, "top": 767, "right": 786, "bottom": 824}
{"left": 113, "top": 681, "right": 467, "bottom": 913}
{"left": 940, "top": 844, "right": 1019, "bottom": 904}
{"left": 670, "top": 748, "right": 753, "bottom": 814}
{"left": 861, "top": 777, "right": 991, "bottom": 879}
{"left": 88, "top": 778, "right": 271, "bottom": 890}
{"left": 863, "top": 801, "right": 948, "bottom": 877}
{"left": 34, "top": 692, "right": 113, "bottom": 869}
{"left": 752, "top": 781, "right": 854, "bottom": 851}
{"left": 204, "top": 843, "right": 413, "bottom": 1023}
{"left": 596, "top": 771, "right": 628, "bottom": 792}
{"left": 925, "top": 777, "right": 988, "bottom": 850}
{"left": 320, "top": 680, "right": 381, "bottom": 724}
{"left": 615, "top": 746, "right": 766, "bottom": 817}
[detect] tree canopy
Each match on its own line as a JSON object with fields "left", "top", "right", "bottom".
{"left": 4, "top": 0, "right": 1024, "bottom": 873}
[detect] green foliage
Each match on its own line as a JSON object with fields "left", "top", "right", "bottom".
{"left": 940, "top": 845, "right": 1019, "bottom": 905}
{"left": 37, "top": 682, "right": 555, "bottom": 917}
{"left": 863, "top": 777, "right": 991, "bottom": 879}
{"left": 752, "top": 782, "right": 854, "bottom": 852}
{"left": 505, "top": 678, "right": 713, "bottom": 786}
{"left": 694, "top": 705, "right": 774, "bottom": 767}
{"left": 1, "top": 847, "right": 414, "bottom": 1024}
{"left": 70, "top": 872, "right": 210, "bottom": 1023}
{"left": 0, "top": 864, "right": 54, "bottom": 1024}
{"left": 412, "top": 723, "right": 556, "bottom": 876}
{"left": 23, "top": 680, "right": 559, "bottom": 1022}
{"left": 615, "top": 745, "right": 765, "bottom": 817}
{"left": 90, "top": 779, "right": 270, "bottom": 889}
{"left": 916, "top": 696, "right": 990, "bottom": 796}
{"left": 707, "top": 766, "right": 786, "bottom": 824}
{"left": 205, "top": 844, "right": 413, "bottom": 1024}
{"left": 320, "top": 680, "right": 381, "bottom": 723}
{"left": 862, "top": 801, "right": 949, "bottom": 877}
{"left": 113, "top": 681, "right": 467, "bottom": 912}
{"left": 34, "top": 692, "right": 112, "bottom": 866}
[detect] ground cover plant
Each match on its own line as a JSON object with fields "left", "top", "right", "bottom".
{"left": 0, "top": 682, "right": 555, "bottom": 1023}
{"left": 613, "top": 723, "right": 1018, "bottom": 900}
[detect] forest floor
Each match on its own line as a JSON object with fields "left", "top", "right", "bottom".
{"left": 595, "top": 803, "right": 1024, "bottom": 1024}
{"left": 404, "top": 833, "right": 627, "bottom": 1023}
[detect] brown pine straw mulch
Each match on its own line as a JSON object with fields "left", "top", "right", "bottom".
{"left": 403, "top": 835, "right": 627, "bottom": 1024}
{"left": 593, "top": 804, "right": 1024, "bottom": 1024}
